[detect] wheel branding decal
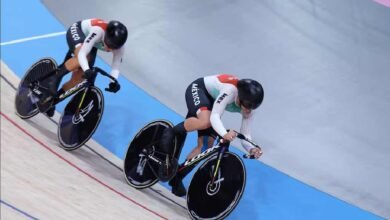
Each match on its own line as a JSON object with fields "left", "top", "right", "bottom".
{"left": 72, "top": 100, "right": 94, "bottom": 124}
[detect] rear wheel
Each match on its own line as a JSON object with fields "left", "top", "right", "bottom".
{"left": 187, "top": 152, "right": 246, "bottom": 220}
{"left": 124, "top": 120, "right": 177, "bottom": 189}
{"left": 15, "top": 58, "right": 57, "bottom": 119}
{"left": 58, "top": 86, "right": 104, "bottom": 151}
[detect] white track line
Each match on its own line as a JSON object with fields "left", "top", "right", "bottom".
{"left": 0, "top": 31, "right": 66, "bottom": 46}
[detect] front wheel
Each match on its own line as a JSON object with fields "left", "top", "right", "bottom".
{"left": 15, "top": 58, "right": 57, "bottom": 119}
{"left": 123, "top": 120, "right": 177, "bottom": 189}
{"left": 58, "top": 86, "right": 104, "bottom": 151}
{"left": 187, "top": 152, "right": 246, "bottom": 220}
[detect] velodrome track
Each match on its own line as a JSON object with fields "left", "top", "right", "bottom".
{"left": 1, "top": 0, "right": 389, "bottom": 219}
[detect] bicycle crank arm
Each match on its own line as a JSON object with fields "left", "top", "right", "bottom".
{"left": 147, "top": 155, "right": 163, "bottom": 165}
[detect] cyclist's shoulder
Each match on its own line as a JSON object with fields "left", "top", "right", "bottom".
{"left": 80, "top": 18, "right": 107, "bottom": 32}
{"left": 82, "top": 18, "right": 107, "bottom": 25}
{"left": 204, "top": 74, "right": 238, "bottom": 97}
{"left": 214, "top": 74, "right": 239, "bottom": 88}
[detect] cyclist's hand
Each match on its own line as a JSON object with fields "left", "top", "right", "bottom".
{"left": 105, "top": 82, "right": 120, "bottom": 93}
{"left": 223, "top": 130, "right": 237, "bottom": 142}
{"left": 83, "top": 68, "right": 96, "bottom": 79}
{"left": 249, "top": 147, "right": 263, "bottom": 159}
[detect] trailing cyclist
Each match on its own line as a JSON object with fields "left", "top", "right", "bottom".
{"left": 160, "top": 74, "right": 264, "bottom": 197}
{"left": 36, "top": 18, "right": 127, "bottom": 117}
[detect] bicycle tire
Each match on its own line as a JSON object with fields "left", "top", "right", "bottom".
{"left": 15, "top": 58, "right": 57, "bottom": 119}
{"left": 58, "top": 86, "right": 104, "bottom": 151}
{"left": 187, "top": 152, "right": 246, "bottom": 220}
{"left": 124, "top": 120, "right": 177, "bottom": 189}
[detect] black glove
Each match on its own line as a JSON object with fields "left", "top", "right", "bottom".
{"left": 105, "top": 82, "right": 120, "bottom": 93}
{"left": 83, "top": 68, "right": 96, "bottom": 79}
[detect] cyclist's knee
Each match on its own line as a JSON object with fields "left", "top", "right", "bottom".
{"left": 198, "top": 120, "right": 211, "bottom": 130}
{"left": 197, "top": 113, "right": 211, "bottom": 129}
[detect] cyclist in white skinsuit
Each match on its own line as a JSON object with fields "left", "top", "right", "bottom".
{"left": 37, "top": 18, "right": 127, "bottom": 117}
{"left": 160, "top": 74, "right": 264, "bottom": 197}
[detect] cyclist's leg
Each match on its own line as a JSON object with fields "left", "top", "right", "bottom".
{"left": 173, "top": 78, "right": 214, "bottom": 159}
{"left": 186, "top": 136, "right": 204, "bottom": 160}
{"left": 55, "top": 21, "right": 95, "bottom": 93}
{"left": 183, "top": 110, "right": 211, "bottom": 131}
{"left": 170, "top": 129, "right": 216, "bottom": 196}
{"left": 61, "top": 68, "right": 83, "bottom": 91}
{"left": 36, "top": 23, "right": 84, "bottom": 113}
{"left": 61, "top": 50, "right": 73, "bottom": 65}
{"left": 160, "top": 78, "right": 212, "bottom": 155}
{"left": 58, "top": 47, "right": 97, "bottom": 94}
{"left": 61, "top": 21, "right": 86, "bottom": 73}
{"left": 186, "top": 129, "right": 216, "bottom": 160}
{"left": 182, "top": 78, "right": 215, "bottom": 132}
{"left": 45, "top": 46, "right": 96, "bottom": 118}
{"left": 168, "top": 78, "right": 216, "bottom": 196}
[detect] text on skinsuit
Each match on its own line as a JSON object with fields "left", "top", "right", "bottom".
{"left": 86, "top": 33, "right": 97, "bottom": 43}
{"left": 70, "top": 23, "right": 80, "bottom": 41}
{"left": 192, "top": 83, "right": 200, "bottom": 106}
{"left": 217, "top": 93, "right": 227, "bottom": 104}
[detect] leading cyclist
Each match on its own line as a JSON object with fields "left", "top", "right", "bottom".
{"left": 36, "top": 18, "right": 127, "bottom": 116}
{"left": 160, "top": 74, "right": 264, "bottom": 197}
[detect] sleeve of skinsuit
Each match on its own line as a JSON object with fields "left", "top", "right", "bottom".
{"left": 78, "top": 26, "right": 105, "bottom": 71}
{"left": 210, "top": 86, "right": 236, "bottom": 137}
{"left": 109, "top": 46, "right": 124, "bottom": 80}
{"left": 240, "top": 111, "right": 256, "bottom": 152}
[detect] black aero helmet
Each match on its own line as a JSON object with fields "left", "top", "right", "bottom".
{"left": 104, "top": 20, "right": 128, "bottom": 49}
{"left": 237, "top": 79, "right": 264, "bottom": 109}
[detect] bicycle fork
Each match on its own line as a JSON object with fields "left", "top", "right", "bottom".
{"left": 74, "top": 87, "right": 89, "bottom": 122}
{"left": 210, "top": 146, "right": 227, "bottom": 186}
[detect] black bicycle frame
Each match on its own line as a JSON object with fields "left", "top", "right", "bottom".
{"left": 54, "top": 79, "right": 90, "bottom": 105}
{"left": 34, "top": 67, "right": 117, "bottom": 113}
{"left": 177, "top": 132, "right": 260, "bottom": 183}
{"left": 176, "top": 138, "right": 230, "bottom": 184}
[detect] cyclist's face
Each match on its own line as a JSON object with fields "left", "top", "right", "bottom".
{"left": 238, "top": 99, "right": 252, "bottom": 114}
{"left": 104, "top": 44, "right": 113, "bottom": 52}
{"left": 241, "top": 105, "right": 252, "bottom": 114}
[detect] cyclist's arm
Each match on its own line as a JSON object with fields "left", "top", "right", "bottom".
{"left": 240, "top": 111, "right": 256, "bottom": 152}
{"left": 78, "top": 27, "right": 104, "bottom": 71}
{"left": 210, "top": 87, "right": 235, "bottom": 137}
{"left": 109, "top": 46, "right": 124, "bottom": 80}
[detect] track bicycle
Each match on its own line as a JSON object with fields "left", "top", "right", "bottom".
{"left": 15, "top": 58, "right": 119, "bottom": 150}
{"left": 123, "top": 120, "right": 260, "bottom": 219}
